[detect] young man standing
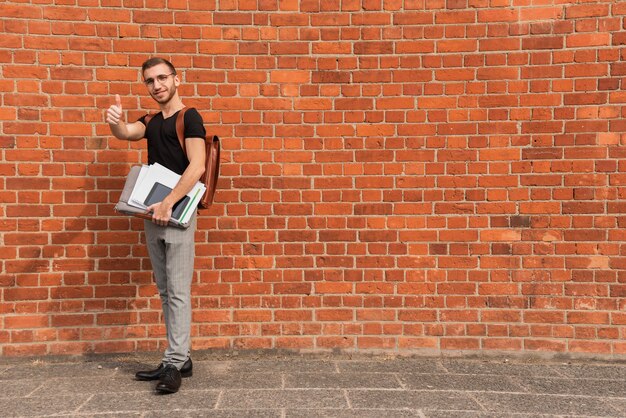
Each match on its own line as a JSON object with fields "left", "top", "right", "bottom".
{"left": 106, "top": 57, "right": 206, "bottom": 394}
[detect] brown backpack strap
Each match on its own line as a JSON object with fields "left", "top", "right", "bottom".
{"left": 175, "top": 107, "right": 188, "bottom": 152}
{"left": 172, "top": 107, "right": 220, "bottom": 209}
{"left": 201, "top": 135, "right": 220, "bottom": 207}
{"left": 143, "top": 112, "right": 156, "bottom": 127}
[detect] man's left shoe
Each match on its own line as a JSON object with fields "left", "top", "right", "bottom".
{"left": 156, "top": 364, "right": 182, "bottom": 394}
{"left": 135, "top": 358, "right": 192, "bottom": 381}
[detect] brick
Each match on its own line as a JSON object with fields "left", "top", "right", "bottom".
{"left": 5, "top": 315, "right": 49, "bottom": 329}
{"left": 393, "top": 12, "right": 433, "bottom": 25}
{"left": 567, "top": 33, "right": 611, "bottom": 48}
{"left": 525, "top": 339, "right": 567, "bottom": 352}
{"left": 133, "top": 10, "right": 174, "bottom": 24}
{"left": 565, "top": 4, "right": 609, "bottom": 19}
{"left": 312, "top": 71, "right": 350, "bottom": 83}
{"left": 0, "top": 5, "right": 42, "bottom": 19}
{"left": 396, "top": 40, "right": 435, "bottom": 54}
{"left": 316, "top": 309, "right": 353, "bottom": 321}
{"left": 441, "top": 338, "right": 480, "bottom": 350}
{"left": 478, "top": 8, "right": 518, "bottom": 22}
{"left": 435, "top": 10, "right": 475, "bottom": 24}
{"left": 270, "top": 13, "right": 307, "bottom": 26}
{"left": 353, "top": 41, "right": 394, "bottom": 55}
{"left": 43, "top": 6, "right": 86, "bottom": 20}
{"left": 51, "top": 314, "right": 94, "bottom": 327}
{"left": 437, "top": 39, "right": 477, "bottom": 53}
{"left": 568, "top": 341, "right": 611, "bottom": 354}
{"left": 567, "top": 312, "right": 609, "bottom": 325}
{"left": 522, "top": 37, "right": 563, "bottom": 50}
{"left": 479, "top": 38, "right": 520, "bottom": 52}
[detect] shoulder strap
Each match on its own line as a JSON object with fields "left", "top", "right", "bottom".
{"left": 175, "top": 107, "right": 189, "bottom": 153}
{"left": 143, "top": 112, "right": 157, "bottom": 127}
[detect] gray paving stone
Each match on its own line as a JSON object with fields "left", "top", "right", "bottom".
{"left": 441, "top": 360, "right": 563, "bottom": 377}
{"left": 474, "top": 393, "right": 622, "bottom": 416}
{"left": 606, "top": 398, "right": 626, "bottom": 414}
{"left": 399, "top": 373, "right": 527, "bottom": 393}
{"left": 424, "top": 413, "right": 513, "bottom": 418}
{"left": 347, "top": 389, "right": 482, "bottom": 411}
{"left": 145, "top": 410, "right": 281, "bottom": 418}
{"left": 0, "top": 362, "right": 118, "bottom": 380}
{"left": 189, "top": 360, "right": 232, "bottom": 374}
{"left": 423, "top": 412, "right": 582, "bottom": 418}
{"left": 227, "top": 359, "right": 337, "bottom": 373}
{"left": 78, "top": 390, "right": 219, "bottom": 413}
{"left": 518, "top": 376, "right": 626, "bottom": 397}
{"left": 549, "top": 363, "right": 626, "bottom": 380}
{"left": 0, "top": 379, "right": 45, "bottom": 398}
{"left": 337, "top": 359, "right": 444, "bottom": 374}
{"left": 217, "top": 389, "right": 348, "bottom": 409}
{"left": 285, "top": 372, "right": 402, "bottom": 389}
{"left": 31, "top": 375, "right": 153, "bottom": 396}
{"left": 185, "top": 372, "right": 282, "bottom": 389}
{"left": 56, "top": 413, "right": 142, "bottom": 417}
{"left": 285, "top": 409, "right": 421, "bottom": 417}
{"left": 0, "top": 395, "right": 89, "bottom": 417}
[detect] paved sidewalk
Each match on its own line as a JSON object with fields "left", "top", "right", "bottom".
{"left": 1, "top": 351, "right": 625, "bottom": 417}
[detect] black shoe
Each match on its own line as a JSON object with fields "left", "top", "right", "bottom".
{"left": 135, "top": 358, "right": 192, "bottom": 381}
{"left": 156, "top": 364, "right": 181, "bottom": 394}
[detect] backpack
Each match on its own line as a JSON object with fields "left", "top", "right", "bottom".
{"left": 144, "top": 108, "right": 220, "bottom": 209}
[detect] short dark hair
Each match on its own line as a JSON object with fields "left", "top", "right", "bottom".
{"left": 141, "top": 57, "right": 176, "bottom": 76}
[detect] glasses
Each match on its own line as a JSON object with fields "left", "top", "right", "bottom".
{"left": 143, "top": 73, "right": 175, "bottom": 87}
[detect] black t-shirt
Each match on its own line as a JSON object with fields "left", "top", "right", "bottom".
{"left": 138, "top": 108, "right": 206, "bottom": 175}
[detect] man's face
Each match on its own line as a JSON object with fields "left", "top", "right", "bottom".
{"left": 143, "top": 63, "right": 179, "bottom": 104}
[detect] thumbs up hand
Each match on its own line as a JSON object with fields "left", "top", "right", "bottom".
{"left": 106, "top": 94, "right": 123, "bottom": 125}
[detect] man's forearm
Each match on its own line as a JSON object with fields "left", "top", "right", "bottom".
{"left": 109, "top": 122, "right": 130, "bottom": 140}
{"left": 162, "top": 162, "right": 205, "bottom": 209}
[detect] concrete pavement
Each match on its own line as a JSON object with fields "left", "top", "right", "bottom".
{"left": 1, "top": 351, "right": 625, "bottom": 417}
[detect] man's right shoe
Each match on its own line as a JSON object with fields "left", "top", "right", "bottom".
{"left": 135, "top": 358, "right": 193, "bottom": 381}
{"left": 156, "top": 364, "right": 182, "bottom": 394}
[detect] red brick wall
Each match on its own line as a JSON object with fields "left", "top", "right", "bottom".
{"left": 1, "top": 0, "right": 625, "bottom": 356}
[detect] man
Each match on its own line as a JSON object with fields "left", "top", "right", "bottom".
{"left": 106, "top": 57, "right": 206, "bottom": 394}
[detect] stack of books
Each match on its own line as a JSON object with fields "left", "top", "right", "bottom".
{"left": 115, "top": 163, "right": 206, "bottom": 228}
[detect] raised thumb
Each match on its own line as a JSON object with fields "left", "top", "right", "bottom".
{"left": 115, "top": 94, "right": 121, "bottom": 109}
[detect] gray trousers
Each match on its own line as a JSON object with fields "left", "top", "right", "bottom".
{"left": 144, "top": 213, "right": 196, "bottom": 369}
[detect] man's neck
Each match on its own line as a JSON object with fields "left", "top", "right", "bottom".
{"left": 160, "top": 97, "right": 184, "bottom": 119}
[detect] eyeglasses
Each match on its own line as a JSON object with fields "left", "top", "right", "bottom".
{"left": 143, "top": 73, "right": 175, "bottom": 87}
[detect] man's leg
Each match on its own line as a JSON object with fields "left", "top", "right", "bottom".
{"left": 143, "top": 220, "right": 170, "bottom": 345}
{"left": 161, "top": 213, "right": 196, "bottom": 369}
{"left": 136, "top": 217, "right": 194, "bottom": 385}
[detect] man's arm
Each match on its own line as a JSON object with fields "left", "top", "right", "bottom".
{"left": 147, "top": 137, "right": 206, "bottom": 225}
{"left": 106, "top": 94, "right": 145, "bottom": 141}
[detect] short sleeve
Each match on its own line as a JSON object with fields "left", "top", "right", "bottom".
{"left": 183, "top": 108, "right": 206, "bottom": 139}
